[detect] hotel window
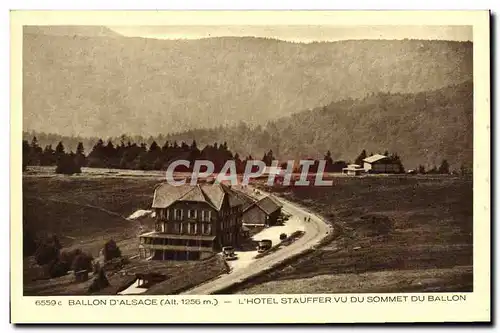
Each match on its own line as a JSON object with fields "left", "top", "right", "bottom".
{"left": 188, "top": 209, "right": 197, "bottom": 219}
{"left": 166, "top": 209, "right": 170, "bottom": 220}
{"left": 205, "top": 224, "right": 212, "bottom": 235}
{"left": 188, "top": 223, "right": 195, "bottom": 234}
{"left": 202, "top": 210, "right": 211, "bottom": 222}
{"left": 175, "top": 209, "right": 183, "bottom": 220}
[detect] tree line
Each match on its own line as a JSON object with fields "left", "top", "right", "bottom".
{"left": 23, "top": 136, "right": 369, "bottom": 175}
{"left": 24, "top": 134, "right": 468, "bottom": 176}
{"left": 23, "top": 137, "right": 84, "bottom": 174}
{"left": 23, "top": 135, "right": 470, "bottom": 176}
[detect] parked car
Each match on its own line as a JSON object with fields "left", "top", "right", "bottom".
{"left": 222, "top": 246, "right": 238, "bottom": 261}
{"left": 256, "top": 239, "right": 272, "bottom": 253}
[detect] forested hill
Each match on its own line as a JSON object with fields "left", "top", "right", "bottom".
{"left": 156, "top": 80, "right": 473, "bottom": 170}
{"left": 24, "top": 26, "right": 472, "bottom": 137}
{"left": 24, "top": 80, "right": 473, "bottom": 171}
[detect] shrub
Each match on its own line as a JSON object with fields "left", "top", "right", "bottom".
{"left": 23, "top": 229, "right": 38, "bottom": 257}
{"left": 103, "top": 240, "right": 122, "bottom": 262}
{"left": 279, "top": 233, "right": 287, "bottom": 241}
{"left": 59, "top": 249, "right": 81, "bottom": 271}
{"left": 55, "top": 154, "right": 81, "bottom": 175}
{"left": 103, "top": 257, "right": 129, "bottom": 271}
{"left": 88, "top": 268, "right": 110, "bottom": 293}
{"left": 72, "top": 252, "right": 94, "bottom": 272}
{"left": 48, "top": 259, "right": 69, "bottom": 278}
{"left": 34, "top": 243, "right": 60, "bottom": 266}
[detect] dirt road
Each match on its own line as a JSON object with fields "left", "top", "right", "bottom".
{"left": 181, "top": 186, "right": 331, "bottom": 295}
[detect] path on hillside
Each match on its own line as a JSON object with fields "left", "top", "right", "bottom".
{"left": 181, "top": 186, "right": 331, "bottom": 295}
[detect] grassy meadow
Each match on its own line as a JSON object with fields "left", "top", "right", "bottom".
{"left": 235, "top": 175, "right": 473, "bottom": 293}
{"left": 23, "top": 175, "right": 160, "bottom": 257}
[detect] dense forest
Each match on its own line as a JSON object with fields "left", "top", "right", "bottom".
{"left": 23, "top": 80, "right": 473, "bottom": 172}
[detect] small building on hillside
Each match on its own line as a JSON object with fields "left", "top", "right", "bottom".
{"left": 363, "top": 154, "right": 402, "bottom": 174}
{"left": 242, "top": 195, "right": 283, "bottom": 227}
{"left": 342, "top": 164, "right": 364, "bottom": 176}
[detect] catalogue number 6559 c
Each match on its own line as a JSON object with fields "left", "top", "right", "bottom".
{"left": 35, "top": 299, "right": 62, "bottom": 306}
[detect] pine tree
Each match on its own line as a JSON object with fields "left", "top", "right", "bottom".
{"left": 22, "top": 140, "right": 30, "bottom": 170}
{"left": 438, "top": 160, "right": 450, "bottom": 174}
{"left": 103, "top": 239, "right": 122, "bottom": 262}
{"left": 29, "top": 136, "right": 43, "bottom": 165}
{"left": 55, "top": 148, "right": 81, "bottom": 175}
{"left": 105, "top": 141, "right": 116, "bottom": 160}
{"left": 41, "top": 145, "right": 55, "bottom": 166}
{"left": 161, "top": 141, "right": 170, "bottom": 152}
{"left": 55, "top": 142, "right": 65, "bottom": 162}
{"left": 261, "top": 152, "right": 268, "bottom": 165}
{"left": 75, "top": 142, "right": 86, "bottom": 168}
{"left": 354, "top": 149, "right": 367, "bottom": 166}
{"left": 324, "top": 150, "right": 333, "bottom": 171}
{"left": 76, "top": 142, "right": 84, "bottom": 155}
{"left": 149, "top": 141, "right": 160, "bottom": 153}
{"left": 30, "top": 136, "right": 39, "bottom": 149}
{"left": 263, "top": 149, "right": 274, "bottom": 166}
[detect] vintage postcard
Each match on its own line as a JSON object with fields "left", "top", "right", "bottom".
{"left": 11, "top": 10, "right": 490, "bottom": 324}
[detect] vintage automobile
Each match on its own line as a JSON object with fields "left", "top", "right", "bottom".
{"left": 222, "top": 246, "right": 238, "bottom": 261}
{"left": 256, "top": 239, "right": 273, "bottom": 253}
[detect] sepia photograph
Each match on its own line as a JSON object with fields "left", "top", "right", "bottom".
{"left": 11, "top": 10, "right": 490, "bottom": 324}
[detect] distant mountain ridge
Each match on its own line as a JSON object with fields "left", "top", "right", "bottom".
{"left": 23, "top": 26, "right": 473, "bottom": 137}
{"left": 24, "top": 26, "right": 122, "bottom": 38}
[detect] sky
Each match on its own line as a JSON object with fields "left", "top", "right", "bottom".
{"left": 108, "top": 25, "right": 472, "bottom": 43}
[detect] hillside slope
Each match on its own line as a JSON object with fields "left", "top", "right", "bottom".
{"left": 24, "top": 81, "right": 473, "bottom": 170}
{"left": 23, "top": 27, "right": 472, "bottom": 137}
{"left": 160, "top": 81, "right": 473, "bottom": 170}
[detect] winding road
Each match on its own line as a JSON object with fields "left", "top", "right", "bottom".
{"left": 181, "top": 186, "right": 331, "bottom": 295}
